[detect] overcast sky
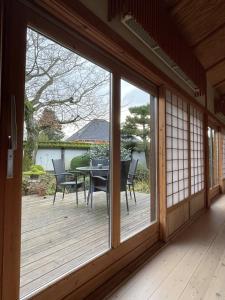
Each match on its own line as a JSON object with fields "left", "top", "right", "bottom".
{"left": 63, "top": 79, "right": 150, "bottom": 139}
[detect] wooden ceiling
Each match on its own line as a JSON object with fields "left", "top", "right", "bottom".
{"left": 165, "top": 0, "right": 225, "bottom": 97}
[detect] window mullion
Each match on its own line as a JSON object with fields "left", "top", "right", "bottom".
{"left": 111, "top": 72, "right": 121, "bottom": 248}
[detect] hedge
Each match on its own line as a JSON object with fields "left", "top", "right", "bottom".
{"left": 70, "top": 154, "right": 90, "bottom": 170}
{"left": 23, "top": 141, "right": 94, "bottom": 150}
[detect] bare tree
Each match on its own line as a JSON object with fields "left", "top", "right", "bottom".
{"left": 24, "top": 28, "right": 110, "bottom": 170}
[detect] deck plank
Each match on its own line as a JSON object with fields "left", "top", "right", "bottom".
{"left": 20, "top": 191, "right": 151, "bottom": 298}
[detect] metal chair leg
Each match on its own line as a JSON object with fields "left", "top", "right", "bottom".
{"left": 87, "top": 189, "right": 90, "bottom": 206}
{"left": 91, "top": 190, "right": 93, "bottom": 208}
{"left": 84, "top": 183, "right": 87, "bottom": 202}
{"left": 132, "top": 183, "right": 136, "bottom": 203}
{"left": 53, "top": 187, "right": 57, "bottom": 204}
{"left": 62, "top": 186, "right": 65, "bottom": 200}
{"left": 106, "top": 192, "right": 109, "bottom": 215}
{"left": 76, "top": 188, "right": 78, "bottom": 206}
{"left": 128, "top": 184, "right": 132, "bottom": 198}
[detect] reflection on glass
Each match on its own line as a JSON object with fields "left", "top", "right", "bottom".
{"left": 120, "top": 79, "right": 156, "bottom": 241}
{"left": 20, "top": 28, "right": 111, "bottom": 298}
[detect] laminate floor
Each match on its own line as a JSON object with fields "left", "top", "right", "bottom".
{"left": 107, "top": 195, "right": 225, "bottom": 300}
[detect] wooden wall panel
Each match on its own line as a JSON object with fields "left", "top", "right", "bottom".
{"left": 209, "top": 185, "right": 220, "bottom": 201}
{"left": 167, "top": 201, "right": 189, "bottom": 236}
{"left": 221, "top": 179, "right": 225, "bottom": 194}
{"left": 190, "top": 191, "right": 205, "bottom": 217}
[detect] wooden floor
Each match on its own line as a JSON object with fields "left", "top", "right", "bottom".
{"left": 20, "top": 191, "right": 151, "bottom": 298}
{"left": 107, "top": 195, "right": 225, "bottom": 300}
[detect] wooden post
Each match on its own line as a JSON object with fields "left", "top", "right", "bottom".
{"left": 0, "top": 1, "right": 27, "bottom": 299}
{"left": 158, "top": 86, "right": 167, "bottom": 241}
{"left": 204, "top": 113, "right": 209, "bottom": 208}
{"left": 111, "top": 73, "right": 121, "bottom": 248}
{"left": 218, "top": 130, "right": 223, "bottom": 193}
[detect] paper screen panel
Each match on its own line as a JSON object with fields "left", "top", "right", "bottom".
{"left": 166, "top": 90, "right": 189, "bottom": 208}
{"left": 190, "top": 106, "right": 204, "bottom": 194}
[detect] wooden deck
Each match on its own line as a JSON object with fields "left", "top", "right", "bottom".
{"left": 20, "top": 191, "right": 151, "bottom": 298}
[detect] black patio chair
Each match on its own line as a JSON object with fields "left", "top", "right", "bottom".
{"left": 88, "top": 160, "right": 130, "bottom": 213}
{"left": 91, "top": 158, "right": 109, "bottom": 177}
{"left": 127, "top": 159, "right": 139, "bottom": 203}
{"left": 52, "top": 158, "right": 86, "bottom": 205}
{"left": 87, "top": 158, "right": 109, "bottom": 208}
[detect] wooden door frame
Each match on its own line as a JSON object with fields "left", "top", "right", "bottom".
{"left": 0, "top": 1, "right": 27, "bottom": 299}
{"left": 0, "top": 1, "right": 160, "bottom": 299}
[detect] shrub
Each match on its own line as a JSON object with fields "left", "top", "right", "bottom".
{"left": 134, "top": 180, "right": 150, "bottom": 193}
{"left": 89, "top": 144, "right": 109, "bottom": 159}
{"left": 134, "top": 164, "right": 150, "bottom": 194}
{"left": 70, "top": 153, "right": 90, "bottom": 170}
{"left": 23, "top": 164, "right": 46, "bottom": 177}
{"left": 22, "top": 176, "right": 30, "bottom": 195}
{"left": 22, "top": 173, "right": 56, "bottom": 196}
{"left": 135, "top": 164, "right": 149, "bottom": 181}
{"left": 37, "top": 174, "right": 56, "bottom": 196}
{"left": 89, "top": 143, "right": 131, "bottom": 161}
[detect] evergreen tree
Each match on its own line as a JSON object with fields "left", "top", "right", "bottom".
{"left": 121, "top": 104, "right": 150, "bottom": 167}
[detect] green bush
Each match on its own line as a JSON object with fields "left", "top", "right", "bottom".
{"left": 23, "top": 141, "right": 92, "bottom": 150}
{"left": 89, "top": 143, "right": 131, "bottom": 160}
{"left": 134, "top": 180, "right": 150, "bottom": 193}
{"left": 134, "top": 164, "right": 150, "bottom": 194}
{"left": 23, "top": 164, "right": 46, "bottom": 176}
{"left": 135, "top": 164, "right": 149, "bottom": 181}
{"left": 70, "top": 154, "right": 90, "bottom": 170}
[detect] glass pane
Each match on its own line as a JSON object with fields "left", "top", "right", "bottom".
{"left": 20, "top": 28, "right": 111, "bottom": 298}
{"left": 120, "top": 79, "right": 157, "bottom": 241}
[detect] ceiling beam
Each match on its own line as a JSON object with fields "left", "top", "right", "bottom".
{"left": 191, "top": 21, "right": 225, "bottom": 49}
{"left": 206, "top": 56, "right": 225, "bottom": 72}
{"left": 213, "top": 78, "right": 225, "bottom": 88}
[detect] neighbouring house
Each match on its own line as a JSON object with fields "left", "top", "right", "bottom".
{"left": 66, "top": 119, "right": 109, "bottom": 143}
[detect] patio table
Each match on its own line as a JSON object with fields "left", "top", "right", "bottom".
{"left": 76, "top": 166, "right": 109, "bottom": 205}
{"left": 76, "top": 166, "right": 109, "bottom": 172}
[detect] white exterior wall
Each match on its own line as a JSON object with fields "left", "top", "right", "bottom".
{"left": 35, "top": 148, "right": 147, "bottom": 171}
{"left": 35, "top": 148, "right": 87, "bottom": 171}
{"left": 36, "top": 149, "right": 62, "bottom": 171}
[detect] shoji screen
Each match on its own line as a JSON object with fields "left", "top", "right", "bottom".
{"left": 223, "top": 135, "right": 225, "bottom": 178}
{"left": 213, "top": 131, "right": 219, "bottom": 186}
{"left": 190, "top": 106, "right": 204, "bottom": 194}
{"left": 166, "top": 90, "right": 189, "bottom": 208}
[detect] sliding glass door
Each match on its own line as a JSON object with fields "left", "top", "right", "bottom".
{"left": 20, "top": 27, "right": 112, "bottom": 298}
{"left": 0, "top": 3, "right": 158, "bottom": 299}
{"left": 120, "top": 79, "right": 157, "bottom": 241}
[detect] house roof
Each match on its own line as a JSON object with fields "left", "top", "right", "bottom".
{"left": 66, "top": 119, "right": 109, "bottom": 142}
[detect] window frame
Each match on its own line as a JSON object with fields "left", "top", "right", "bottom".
{"left": 0, "top": 2, "right": 159, "bottom": 299}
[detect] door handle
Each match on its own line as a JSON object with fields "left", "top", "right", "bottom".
{"left": 7, "top": 95, "right": 17, "bottom": 178}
